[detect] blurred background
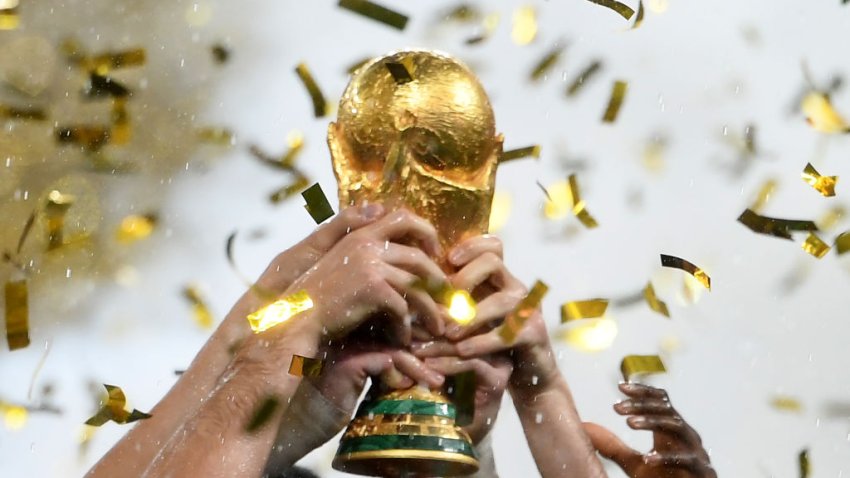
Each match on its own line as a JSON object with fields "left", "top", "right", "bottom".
{"left": 1, "top": 0, "right": 849, "bottom": 476}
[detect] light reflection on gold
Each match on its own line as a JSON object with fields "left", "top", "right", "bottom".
{"left": 801, "top": 232, "right": 830, "bottom": 259}
{"left": 511, "top": 6, "right": 537, "bottom": 45}
{"left": 447, "top": 289, "right": 476, "bottom": 325}
{"left": 559, "top": 318, "right": 617, "bottom": 352}
{"left": 247, "top": 290, "right": 314, "bottom": 333}
{"left": 801, "top": 163, "right": 838, "bottom": 197}
{"left": 802, "top": 92, "right": 849, "bottom": 134}
{"left": 1, "top": 402, "right": 27, "bottom": 430}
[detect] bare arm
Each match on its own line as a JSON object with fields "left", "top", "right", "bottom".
{"left": 86, "top": 205, "right": 387, "bottom": 478}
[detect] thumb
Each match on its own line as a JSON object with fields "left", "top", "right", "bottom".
{"left": 583, "top": 422, "right": 643, "bottom": 472}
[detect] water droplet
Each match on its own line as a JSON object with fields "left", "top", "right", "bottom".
{"left": 535, "top": 412, "right": 543, "bottom": 424}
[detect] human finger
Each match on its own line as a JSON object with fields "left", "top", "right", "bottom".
{"left": 454, "top": 329, "right": 518, "bottom": 358}
{"left": 363, "top": 209, "right": 441, "bottom": 258}
{"left": 448, "top": 235, "right": 503, "bottom": 267}
{"left": 618, "top": 382, "right": 670, "bottom": 401}
{"left": 627, "top": 416, "right": 702, "bottom": 447}
{"left": 445, "top": 289, "right": 523, "bottom": 341}
{"left": 380, "top": 263, "right": 444, "bottom": 338}
{"left": 451, "top": 252, "right": 516, "bottom": 292}
{"left": 614, "top": 398, "right": 675, "bottom": 417}
{"left": 423, "top": 356, "right": 512, "bottom": 390}
{"left": 307, "top": 203, "right": 386, "bottom": 253}
{"left": 644, "top": 451, "right": 711, "bottom": 471}
{"left": 582, "top": 422, "right": 644, "bottom": 472}
{"left": 366, "top": 276, "right": 411, "bottom": 345}
{"left": 411, "top": 340, "right": 460, "bottom": 358}
{"left": 383, "top": 243, "right": 447, "bottom": 286}
{"left": 390, "top": 350, "right": 445, "bottom": 388}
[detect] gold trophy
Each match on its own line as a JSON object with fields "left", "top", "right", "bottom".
{"left": 329, "top": 49, "right": 502, "bottom": 477}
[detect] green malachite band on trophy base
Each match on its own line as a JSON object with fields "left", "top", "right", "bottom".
{"left": 338, "top": 435, "right": 476, "bottom": 457}
{"left": 355, "top": 399, "right": 456, "bottom": 418}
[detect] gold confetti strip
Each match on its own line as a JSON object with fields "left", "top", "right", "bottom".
{"left": 586, "top": 0, "right": 636, "bottom": 20}
{"left": 620, "top": 354, "right": 666, "bottom": 382}
{"left": 501, "top": 145, "right": 540, "bottom": 163}
{"left": 0, "top": 1, "right": 19, "bottom": 30}
{"left": 511, "top": 6, "right": 537, "bottom": 45}
{"left": 558, "top": 318, "right": 618, "bottom": 352}
{"left": 737, "top": 208, "right": 818, "bottom": 241}
{"left": 15, "top": 212, "right": 36, "bottom": 257}
{"left": 115, "top": 214, "right": 157, "bottom": 244}
{"left": 83, "top": 73, "right": 131, "bottom": 99}
{"left": 802, "top": 91, "right": 849, "bottom": 134}
{"left": 566, "top": 60, "right": 602, "bottom": 97}
{"left": 288, "top": 354, "right": 324, "bottom": 378}
{"left": 182, "top": 285, "right": 213, "bottom": 329}
{"left": 246, "top": 396, "right": 280, "bottom": 433}
{"left": 801, "top": 232, "right": 830, "bottom": 259}
{"left": 835, "top": 231, "right": 850, "bottom": 255}
{"left": 488, "top": 192, "right": 511, "bottom": 233}
{"left": 84, "top": 384, "right": 151, "bottom": 426}
{"left": 602, "top": 80, "right": 628, "bottom": 123}
{"left": 799, "top": 448, "right": 810, "bottom": 478}
{"left": 499, "top": 280, "right": 549, "bottom": 343}
{"left": 642, "top": 135, "right": 666, "bottom": 172}
{"left": 249, "top": 131, "right": 305, "bottom": 170}
{"left": 446, "top": 289, "right": 477, "bottom": 325}
{"left": 87, "top": 48, "right": 147, "bottom": 75}
{"left": 294, "top": 62, "right": 328, "bottom": 118}
{"left": 4, "top": 280, "right": 29, "bottom": 351}
{"left": 801, "top": 163, "right": 838, "bottom": 197}
{"left": 0, "top": 104, "right": 46, "bottom": 121}
{"left": 247, "top": 290, "right": 314, "bottom": 333}
{"left": 55, "top": 125, "right": 111, "bottom": 151}
{"left": 660, "top": 254, "right": 711, "bottom": 290}
{"left": 643, "top": 282, "right": 670, "bottom": 318}
{"left": 301, "top": 183, "right": 335, "bottom": 224}
{"left": 196, "top": 127, "right": 235, "bottom": 146}
{"left": 750, "top": 179, "right": 778, "bottom": 213}
{"left": 270, "top": 175, "right": 310, "bottom": 204}
{"left": 530, "top": 45, "right": 564, "bottom": 81}
{"left": 744, "top": 123, "right": 757, "bottom": 154}
{"left": 0, "top": 402, "right": 27, "bottom": 430}
{"left": 385, "top": 58, "right": 414, "bottom": 84}
{"left": 442, "top": 4, "right": 482, "bottom": 22}
{"left": 110, "top": 99, "right": 131, "bottom": 145}
{"left": 630, "top": 0, "right": 645, "bottom": 29}
{"left": 561, "top": 299, "right": 609, "bottom": 322}
{"left": 770, "top": 395, "right": 803, "bottom": 413}
{"left": 44, "top": 190, "right": 75, "bottom": 250}
{"left": 338, "top": 0, "right": 409, "bottom": 30}
{"left": 465, "top": 13, "right": 500, "bottom": 45}
{"left": 211, "top": 44, "right": 230, "bottom": 64}
{"left": 568, "top": 174, "right": 599, "bottom": 228}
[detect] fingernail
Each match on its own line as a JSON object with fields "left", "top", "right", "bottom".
{"left": 449, "top": 248, "right": 463, "bottom": 265}
{"left": 362, "top": 203, "right": 384, "bottom": 220}
{"left": 446, "top": 324, "right": 462, "bottom": 338}
{"left": 630, "top": 416, "right": 646, "bottom": 425}
{"left": 456, "top": 342, "right": 472, "bottom": 357}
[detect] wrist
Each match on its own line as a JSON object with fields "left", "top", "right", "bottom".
{"left": 508, "top": 344, "right": 562, "bottom": 404}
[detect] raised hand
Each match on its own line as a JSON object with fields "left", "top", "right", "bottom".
{"left": 584, "top": 383, "right": 716, "bottom": 478}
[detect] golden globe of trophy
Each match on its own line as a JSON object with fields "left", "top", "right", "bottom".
{"left": 328, "top": 49, "right": 503, "bottom": 477}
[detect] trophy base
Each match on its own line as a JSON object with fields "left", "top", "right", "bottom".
{"left": 332, "top": 449, "right": 479, "bottom": 477}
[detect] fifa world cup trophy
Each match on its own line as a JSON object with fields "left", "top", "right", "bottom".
{"left": 328, "top": 49, "right": 503, "bottom": 477}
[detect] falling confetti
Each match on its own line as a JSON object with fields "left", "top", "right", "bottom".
{"left": 835, "top": 231, "right": 850, "bottom": 255}
{"left": 84, "top": 384, "right": 151, "bottom": 426}
{"left": 4, "top": 280, "right": 29, "bottom": 351}
{"left": 801, "top": 91, "right": 849, "bottom": 133}
{"left": 565, "top": 60, "right": 603, "bottom": 97}
{"left": 561, "top": 299, "right": 609, "bottom": 322}
{"left": 294, "top": 62, "right": 328, "bottom": 118}
{"left": 559, "top": 318, "right": 618, "bottom": 352}
{"left": 750, "top": 179, "right": 778, "bottom": 213}
{"left": 488, "top": 192, "right": 512, "bottom": 233}
{"left": 499, "top": 280, "right": 548, "bottom": 343}
{"left": 501, "top": 145, "right": 540, "bottom": 163}
{"left": 246, "top": 290, "right": 314, "bottom": 333}
{"left": 301, "top": 183, "right": 335, "bottom": 224}
{"left": 182, "top": 285, "right": 214, "bottom": 329}
{"left": 530, "top": 45, "right": 564, "bottom": 81}
{"left": 602, "top": 80, "right": 628, "bottom": 123}
{"left": 288, "top": 354, "right": 324, "bottom": 377}
{"left": 770, "top": 395, "right": 803, "bottom": 413}
{"left": 620, "top": 354, "right": 666, "bottom": 382}
{"left": 115, "top": 214, "right": 157, "bottom": 244}
{"left": 44, "top": 190, "right": 75, "bottom": 250}
{"left": 737, "top": 209, "right": 818, "bottom": 240}
{"left": 801, "top": 163, "right": 838, "bottom": 197}
{"left": 801, "top": 232, "right": 831, "bottom": 258}
{"left": 338, "top": 0, "right": 409, "bottom": 30}
{"left": 568, "top": 174, "right": 599, "bottom": 228}
{"left": 511, "top": 6, "right": 537, "bottom": 45}
{"left": 660, "top": 254, "right": 711, "bottom": 290}
{"left": 446, "top": 289, "right": 477, "bottom": 325}
{"left": 586, "top": 0, "right": 636, "bottom": 21}
{"left": 643, "top": 282, "right": 670, "bottom": 318}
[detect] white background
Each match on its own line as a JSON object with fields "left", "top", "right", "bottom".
{"left": 2, "top": 1, "right": 850, "bottom": 477}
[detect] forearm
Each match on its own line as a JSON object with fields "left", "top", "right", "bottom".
{"left": 87, "top": 292, "right": 263, "bottom": 478}
{"left": 143, "top": 318, "right": 321, "bottom": 478}
{"left": 469, "top": 433, "right": 498, "bottom": 478}
{"left": 512, "top": 377, "right": 606, "bottom": 478}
